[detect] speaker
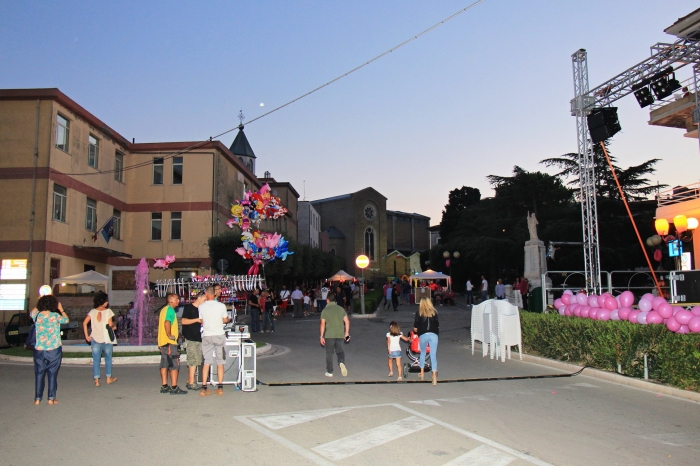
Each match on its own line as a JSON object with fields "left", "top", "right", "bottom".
{"left": 587, "top": 107, "right": 621, "bottom": 144}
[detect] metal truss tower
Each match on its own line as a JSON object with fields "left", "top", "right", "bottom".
{"left": 570, "top": 39, "right": 700, "bottom": 294}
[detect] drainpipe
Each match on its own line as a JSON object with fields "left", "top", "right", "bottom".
{"left": 26, "top": 99, "right": 40, "bottom": 313}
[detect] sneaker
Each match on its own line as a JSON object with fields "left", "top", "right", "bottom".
{"left": 199, "top": 388, "right": 212, "bottom": 397}
{"left": 325, "top": 372, "right": 333, "bottom": 377}
{"left": 339, "top": 362, "right": 348, "bottom": 377}
{"left": 169, "top": 386, "right": 188, "bottom": 395}
{"left": 214, "top": 387, "right": 224, "bottom": 396}
{"left": 186, "top": 383, "right": 201, "bottom": 390}
{"left": 160, "top": 385, "right": 171, "bottom": 394}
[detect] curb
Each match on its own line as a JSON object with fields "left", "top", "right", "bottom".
{"left": 0, "top": 343, "right": 273, "bottom": 366}
{"left": 351, "top": 310, "right": 379, "bottom": 319}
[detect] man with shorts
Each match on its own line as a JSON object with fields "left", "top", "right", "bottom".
{"left": 198, "top": 286, "right": 229, "bottom": 396}
{"left": 181, "top": 293, "right": 206, "bottom": 390}
{"left": 158, "top": 293, "right": 187, "bottom": 395}
{"left": 320, "top": 292, "right": 350, "bottom": 377}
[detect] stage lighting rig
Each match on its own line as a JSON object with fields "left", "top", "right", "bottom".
{"left": 633, "top": 85, "right": 654, "bottom": 108}
{"left": 650, "top": 72, "right": 682, "bottom": 99}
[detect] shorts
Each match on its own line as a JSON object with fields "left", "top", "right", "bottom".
{"left": 185, "top": 340, "right": 203, "bottom": 367}
{"left": 388, "top": 350, "right": 402, "bottom": 358}
{"left": 159, "top": 344, "right": 180, "bottom": 371}
{"left": 202, "top": 335, "right": 226, "bottom": 366}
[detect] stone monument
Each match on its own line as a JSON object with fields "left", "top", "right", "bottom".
{"left": 524, "top": 212, "right": 547, "bottom": 288}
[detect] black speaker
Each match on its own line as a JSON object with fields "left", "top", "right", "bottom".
{"left": 587, "top": 107, "right": 621, "bottom": 144}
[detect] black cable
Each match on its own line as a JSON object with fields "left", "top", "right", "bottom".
{"left": 60, "top": 0, "right": 488, "bottom": 177}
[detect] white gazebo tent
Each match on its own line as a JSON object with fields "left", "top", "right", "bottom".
{"left": 328, "top": 270, "right": 355, "bottom": 282}
{"left": 52, "top": 270, "right": 109, "bottom": 293}
{"left": 411, "top": 269, "right": 451, "bottom": 301}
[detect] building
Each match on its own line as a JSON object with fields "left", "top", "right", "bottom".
{"left": 428, "top": 224, "right": 441, "bottom": 248}
{"left": 258, "top": 177, "right": 299, "bottom": 242}
{"left": 0, "top": 88, "right": 259, "bottom": 314}
{"left": 386, "top": 210, "right": 430, "bottom": 254}
{"left": 298, "top": 201, "right": 321, "bottom": 248}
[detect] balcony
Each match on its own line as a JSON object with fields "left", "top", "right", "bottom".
{"left": 648, "top": 75, "right": 698, "bottom": 138}
{"left": 657, "top": 182, "right": 700, "bottom": 207}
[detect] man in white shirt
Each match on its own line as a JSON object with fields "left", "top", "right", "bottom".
{"left": 465, "top": 278, "right": 474, "bottom": 305}
{"left": 279, "top": 285, "right": 290, "bottom": 304}
{"left": 480, "top": 275, "right": 489, "bottom": 303}
{"left": 291, "top": 286, "right": 304, "bottom": 318}
{"left": 198, "top": 286, "right": 229, "bottom": 396}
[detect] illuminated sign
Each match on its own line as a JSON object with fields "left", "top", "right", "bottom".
{"left": 0, "top": 259, "right": 27, "bottom": 280}
{"left": 0, "top": 284, "right": 26, "bottom": 310}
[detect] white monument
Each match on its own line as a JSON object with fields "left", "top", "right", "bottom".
{"left": 524, "top": 212, "right": 547, "bottom": 288}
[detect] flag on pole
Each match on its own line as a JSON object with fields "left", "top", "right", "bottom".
{"left": 92, "top": 217, "right": 115, "bottom": 243}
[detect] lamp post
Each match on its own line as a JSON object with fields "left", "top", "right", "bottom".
{"left": 649, "top": 215, "right": 697, "bottom": 270}
{"left": 442, "top": 250, "right": 460, "bottom": 277}
{"left": 356, "top": 255, "right": 370, "bottom": 314}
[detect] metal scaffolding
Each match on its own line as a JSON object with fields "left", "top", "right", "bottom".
{"left": 570, "top": 39, "right": 700, "bottom": 294}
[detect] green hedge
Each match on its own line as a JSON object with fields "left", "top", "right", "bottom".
{"left": 520, "top": 312, "right": 700, "bottom": 392}
{"left": 354, "top": 289, "right": 383, "bottom": 314}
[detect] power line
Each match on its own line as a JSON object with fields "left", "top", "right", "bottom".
{"left": 64, "top": 0, "right": 488, "bottom": 177}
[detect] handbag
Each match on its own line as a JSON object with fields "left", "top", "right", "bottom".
{"left": 105, "top": 323, "right": 117, "bottom": 345}
{"left": 24, "top": 312, "right": 38, "bottom": 350}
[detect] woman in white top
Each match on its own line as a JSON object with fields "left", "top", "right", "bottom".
{"left": 82, "top": 291, "right": 117, "bottom": 386}
{"left": 386, "top": 321, "right": 410, "bottom": 381}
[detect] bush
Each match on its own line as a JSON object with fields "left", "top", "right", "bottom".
{"left": 520, "top": 312, "right": 700, "bottom": 392}
{"left": 354, "top": 289, "right": 383, "bottom": 314}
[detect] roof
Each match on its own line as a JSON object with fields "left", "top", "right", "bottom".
{"left": 412, "top": 269, "right": 451, "bottom": 280}
{"left": 329, "top": 270, "right": 355, "bottom": 281}
{"left": 259, "top": 178, "right": 300, "bottom": 198}
{"left": 386, "top": 210, "right": 430, "bottom": 220}
{"left": 324, "top": 226, "right": 346, "bottom": 239}
{"left": 52, "top": 270, "right": 109, "bottom": 286}
{"left": 312, "top": 193, "right": 352, "bottom": 204}
{"left": 229, "top": 127, "right": 256, "bottom": 159}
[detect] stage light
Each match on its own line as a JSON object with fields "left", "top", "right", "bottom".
{"left": 655, "top": 218, "right": 669, "bottom": 236}
{"left": 688, "top": 217, "right": 699, "bottom": 230}
{"left": 674, "top": 215, "right": 688, "bottom": 234}
{"left": 633, "top": 86, "right": 654, "bottom": 108}
{"left": 587, "top": 107, "right": 621, "bottom": 144}
{"left": 651, "top": 73, "right": 682, "bottom": 100}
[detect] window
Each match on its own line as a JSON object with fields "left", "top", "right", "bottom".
{"left": 364, "top": 227, "right": 375, "bottom": 260}
{"left": 53, "top": 184, "right": 67, "bottom": 222}
{"left": 151, "top": 212, "right": 162, "bottom": 240}
{"left": 86, "top": 198, "right": 97, "bottom": 231}
{"left": 153, "top": 158, "right": 164, "bottom": 185}
{"left": 83, "top": 264, "right": 95, "bottom": 272}
{"left": 55, "top": 114, "right": 70, "bottom": 152}
{"left": 170, "top": 212, "right": 182, "bottom": 240}
{"left": 114, "top": 152, "right": 124, "bottom": 182}
{"left": 113, "top": 209, "right": 121, "bottom": 240}
{"left": 172, "top": 156, "right": 183, "bottom": 184}
{"left": 88, "top": 135, "right": 99, "bottom": 168}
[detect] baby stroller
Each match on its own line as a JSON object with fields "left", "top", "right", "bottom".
{"left": 403, "top": 331, "right": 431, "bottom": 376}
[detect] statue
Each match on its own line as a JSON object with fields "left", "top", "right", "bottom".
{"left": 527, "top": 212, "right": 538, "bottom": 241}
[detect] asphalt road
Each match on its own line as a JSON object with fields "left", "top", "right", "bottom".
{"left": 1, "top": 303, "right": 698, "bottom": 466}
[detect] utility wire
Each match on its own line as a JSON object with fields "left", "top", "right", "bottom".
{"left": 63, "top": 0, "right": 488, "bottom": 176}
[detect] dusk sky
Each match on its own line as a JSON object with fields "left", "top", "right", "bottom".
{"left": 2, "top": 1, "right": 699, "bottom": 224}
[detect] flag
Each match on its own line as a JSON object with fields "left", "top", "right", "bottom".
{"left": 92, "top": 217, "right": 115, "bottom": 243}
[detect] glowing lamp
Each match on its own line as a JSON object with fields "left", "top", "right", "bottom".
{"left": 453, "top": 251, "right": 460, "bottom": 259}
{"left": 442, "top": 251, "right": 450, "bottom": 258}
{"left": 674, "top": 215, "right": 688, "bottom": 234}
{"left": 39, "top": 285, "right": 52, "bottom": 296}
{"left": 355, "top": 255, "right": 370, "bottom": 269}
{"left": 655, "top": 218, "right": 669, "bottom": 236}
{"left": 688, "top": 217, "right": 698, "bottom": 230}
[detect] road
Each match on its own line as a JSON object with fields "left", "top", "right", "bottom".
{"left": 0, "top": 303, "right": 698, "bottom": 465}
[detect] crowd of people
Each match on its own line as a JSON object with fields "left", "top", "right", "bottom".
{"left": 464, "top": 276, "right": 529, "bottom": 307}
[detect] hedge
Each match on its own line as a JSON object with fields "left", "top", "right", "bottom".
{"left": 354, "top": 289, "right": 383, "bottom": 314}
{"left": 520, "top": 312, "right": 700, "bottom": 392}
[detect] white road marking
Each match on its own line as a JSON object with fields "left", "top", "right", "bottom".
{"left": 312, "top": 416, "right": 433, "bottom": 461}
{"left": 251, "top": 408, "right": 349, "bottom": 430}
{"left": 443, "top": 445, "right": 516, "bottom": 466}
{"left": 569, "top": 382, "right": 599, "bottom": 388}
{"left": 641, "top": 433, "right": 700, "bottom": 447}
{"left": 410, "top": 399, "right": 442, "bottom": 406}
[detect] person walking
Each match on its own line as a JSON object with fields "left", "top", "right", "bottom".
{"left": 291, "top": 286, "right": 303, "bottom": 318}
{"left": 413, "top": 298, "right": 439, "bottom": 386}
{"left": 480, "top": 275, "right": 489, "bottom": 302}
{"left": 352, "top": 283, "right": 360, "bottom": 312}
{"left": 320, "top": 292, "right": 350, "bottom": 377}
{"left": 402, "top": 280, "right": 411, "bottom": 304}
{"left": 384, "top": 282, "right": 393, "bottom": 310}
{"left": 391, "top": 282, "right": 400, "bottom": 311}
{"left": 520, "top": 276, "right": 529, "bottom": 309}
{"left": 249, "top": 289, "right": 261, "bottom": 332}
{"left": 262, "top": 291, "right": 275, "bottom": 333}
{"left": 465, "top": 278, "right": 474, "bottom": 305}
{"left": 386, "top": 321, "right": 410, "bottom": 380}
{"left": 157, "top": 293, "right": 187, "bottom": 395}
{"left": 199, "top": 286, "right": 230, "bottom": 397}
{"left": 495, "top": 279, "right": 506, "bottom": 300}
{"left": 82, "top": 291, "right": 117, "bottom": 387}
{"left": 31, "top": 295, "right": 69, "bottom": 405}
{"left": 181, "top": 293, "right": 206, "bottom": 390}
{"left": 343, "top": 282, "right": 353, "bottom": 313}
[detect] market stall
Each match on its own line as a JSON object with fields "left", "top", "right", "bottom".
{"left": 410, "top": 270, "right": 452, "bottom": 304}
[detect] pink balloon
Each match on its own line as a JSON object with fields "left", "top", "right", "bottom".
{"left": 652, "top": 297, "right": 667, "bottom": 311}
{"left": 604, "top": 297, "right": 618, "bottom": 311}
{"left": 672, "top": 306, "right": 683, "bottom": 315}
{"left": 691, "top": 306, "right": 700, "bottom": 317}
{"left": 636, "top": 311, "right": 649, "bottom": 325}
{"left": 554, "top": 298, "right": 564, "bottom": 310}
{"left": 580, "top": 307, "right": 590, "bottom": 318}
{"left": 589, "top": 307, "right": 599, "bottom": 319}
{"left": 576, "top": 293, "right": 588, "bottom": 305}
{"left": 563, "top": 290, "right": 574, "bottom": 295}
{"left": 646, "top": 311, "right": 663, "bottom": 325}
{"left": 656, "top": 302, "right": 673, "bottom": 319}
{"left": 618, "top": 307, "right": 632, "bottom": 320}
{"left": 573, "top": 306, "right": 582, "bottom": 317}
{"left": 675, "top": 309, "right": 693, "bottom": 325}
{"left": 561, "top": 293, "right": 571, "bottom": 305}
{"left": 599, "top": 293, "right": 611, "bottom": 302}
{"left": 560, "top": 308, "right": 568, "bottom": 316}
{"left": 688, "top": 315, "right": 700, "bottom": 333}
{"left": 638, "top": 299, "right": 652, "bottom": 313}
{"left": 598, "top": 309, "right": 611, "bottom": 321}
{"left": 587, "top": 295, "right": 599, "bottom": 307}
{"left": 619, "top": 291, "right": 634, "bottom": 308}
{"left": 627, "top": 310, "right": 640, "bottom": 323}
{"left": 666, "top": 316, "right": 681, "bottom": 332}
{"left": 677, "top": 325, "right": 690, "bottom": 334}
{"left": 641, "top": 293, "right": 655, "bottom": 303}
{"left": 609, "top": 309, "right": 620, "bottom": 321}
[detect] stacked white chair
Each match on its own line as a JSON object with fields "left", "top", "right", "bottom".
{"left": 491, "top": 300, "right": 523, "bottom": 362}
{"left": 489, "top": 301, "right": 501, "bottom": 360}
{"left": 470, "top": 301, "right": 489, "bottom": 356}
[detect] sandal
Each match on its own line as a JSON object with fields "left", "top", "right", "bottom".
{"left": 107, "top": 377, "right": 118, "bottom": 385}
{"left": 47, "top": 399, "right": 58, "bottom": 405}
{"left": 388, "top": 372, "right": 393, "bottom": 377}
{"left": 397, "top": 377, "right": 403, "bottom": 381}
{"left": 94, "top": 379, "right": 100, "bottom": 387}
{"left": 33, "top": 400, "right": 40, "bottom": 405}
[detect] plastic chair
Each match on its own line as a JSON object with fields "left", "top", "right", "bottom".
{"left": 489, "top": 301, "right": 501, "bottom": 360}
{"left": 491, "top": 300, "right": 522, "bottom": 361}
{"left": 470, "top": 301, "right": 488, "bottom": 356}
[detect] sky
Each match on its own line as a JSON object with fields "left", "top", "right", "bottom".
{"left": 1, "top": 0, "right": 699, "bottom": 225}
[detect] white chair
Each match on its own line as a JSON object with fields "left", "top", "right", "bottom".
{"left": 492, "top": 300, "right": 522, "bottom": 362}
{"left": 489, "top": 301, "right": 501, "bottom": 360}
{"left": 470, "top": 301, "right": 488, "bottom": 356}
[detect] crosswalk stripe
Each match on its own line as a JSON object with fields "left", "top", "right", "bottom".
{"left": 442, "top": 445, "right": 516, "bottom": 466}
{"left": 312, "top": 416, "right": 433, "bottom": 461}
{"left": 251, "top": 408, "right": 349, "bottom": 430}
{"left": 410, "top": 399, "right": 442, "bottom": 406}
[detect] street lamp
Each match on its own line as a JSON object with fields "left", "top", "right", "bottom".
{"left": 356, "top": 255, "right": 370, "bottom": 314}
{"left": 442, "top": 250, "right": 460, "bottom": 276}
{"left": 649, "top": 216, "right": 698, "bottom": 269}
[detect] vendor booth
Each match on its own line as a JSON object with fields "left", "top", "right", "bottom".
{"left": 328, "top": 270, "right": 355, "bottom": 282}
{"left": 411, "top": 270, "right": 452, "bottom": 305}
{"left": 52, "top": 270, "right": 109, "bottom": 294}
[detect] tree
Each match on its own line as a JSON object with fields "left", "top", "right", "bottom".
{"left": 439, "top": 186, "right": 481, "bottom": 243}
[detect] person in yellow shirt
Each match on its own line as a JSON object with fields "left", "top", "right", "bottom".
{"left": 157, "top": 293, "right": 187, "bottom": 395}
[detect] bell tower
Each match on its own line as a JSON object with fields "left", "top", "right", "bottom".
{"left": 229, "top": 110, "right": 256, "bottom": 175}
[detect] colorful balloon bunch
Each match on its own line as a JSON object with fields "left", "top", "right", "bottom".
{"left": 226, "top": 183, "right": 288, "bottom": 231}
{"left": 235, "top": 231, "right": 293, "bottom": 275}
{"left": 553, "top": 290, "right": 700, "bottom": 334}
{"left": 153, "top": 255, "right": 176, "bottom": 269}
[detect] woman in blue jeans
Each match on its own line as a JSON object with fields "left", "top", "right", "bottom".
{"left": 413, "top": 298, "right": 439, "bottom": 385}
{"left": 31, "top": 295, "right": 69, "bottom": 405}
{"left": 82, "top": 292, "right": 117, "bottom": 387}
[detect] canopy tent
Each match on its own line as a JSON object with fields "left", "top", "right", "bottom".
{"left": 412, "top": 270, "right": 451, "bottom": 282}
{"left": 52, "top": 270, "right": 109, "bottom": 287}
{"left": 328, "top": 270, "right": 355, "bottom": 282}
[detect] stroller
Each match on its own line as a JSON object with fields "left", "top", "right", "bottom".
{"left": 403, "top": 331, "right": 431, "bottom": 376}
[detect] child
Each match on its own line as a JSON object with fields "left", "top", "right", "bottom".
{"left": 303, "top": 293, "right": 310, "bottom": 316}
{"left": 386, "top": 321, "right": 410, "bottom": 380}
